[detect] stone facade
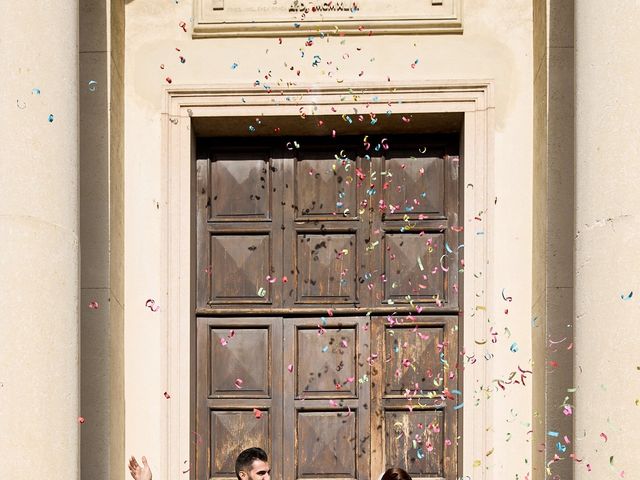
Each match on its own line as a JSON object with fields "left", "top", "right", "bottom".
{"left": 1, "top": 1, "right": 639, "bottom": 479}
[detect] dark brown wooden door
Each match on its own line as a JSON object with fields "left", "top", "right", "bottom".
{"left": 196, "top": 137, "right": 462, "bottom": 480}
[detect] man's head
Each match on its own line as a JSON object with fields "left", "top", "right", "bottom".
{"left": 235, "top": 447, "right": 270, "bottom": 480}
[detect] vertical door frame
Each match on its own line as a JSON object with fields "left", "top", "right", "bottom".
{"left": 161, "top": 81, "right": 494, "bottom": 480}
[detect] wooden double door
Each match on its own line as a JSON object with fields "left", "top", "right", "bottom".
{"left": 195, "top": 136, "right": 462, "bottom": 480}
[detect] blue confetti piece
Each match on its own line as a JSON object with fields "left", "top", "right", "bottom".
{"left": 231, "top": 62, "right": 238, "bottom": 70}
{"left": 510, "top": 342, "right": 519, "bottom": 353}
{"left": 621, "top": 291, "right": 633, "bottom": 300}
{"left": 453, "top": 402, "right": 464, "bottom": 410}
{"left": 48, "top": 114, "right": 54, "bottom": 123}
{"left": 548, "top": 431, "right": 560, "bottom": 437}
{"left": 322, "top": 345, "right": 329, "bottom": 353}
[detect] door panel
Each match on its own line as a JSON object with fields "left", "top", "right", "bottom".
{"left": 384, "top": 410, "right": 445, "bottom": 477}
{"left": 284, "top": 317, "right": 371, "bottom": 480}
{"left": 196, "top": 153, "right": 284, "bottom": 310}
{"left": 370, "top": 148, "right": 460, "bottom": 310}
{"left": 282, "top": 149, "right": 375, "bottom": 309}
{"left": 381, "top": 154, "right": 446, "bottom": 220}
{"left": 196, "top": 317, "right": 283, "bottom": 480}
{"left": 371, "top": 315, "right": 459, "bottom": 480}
{"left": 210, "top": 233, "right": 274, "bottom": 304}
{"left": 210, "top": 158, "right": 272, "bottom": 221}
{"left": 209, "top": 327, "right": 271, "bottom": 398}
{"left": 294, "top": 155, "right": 359, "bottom": 220}
{"left": 297, "top": 411, "right": 358, "bottom": 476}
{"left": 209, "top": 410, "right": 271, "bottom": 476}
{"left": 383, "top": 232, "right": 447, "bottom": 304}
{"left": 296, "top": 233, "right": 358, "bottom": 303}
{"left": 382, "top": 325, "right": 446, "bottom": 397}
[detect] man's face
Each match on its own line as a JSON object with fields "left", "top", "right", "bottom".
{"left": 241, "top": 459, "right": 270, "bottom": 480}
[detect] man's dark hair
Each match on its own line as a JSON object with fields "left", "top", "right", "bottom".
{"left": 235, "top": 447, "right": 268, "bottom": 480}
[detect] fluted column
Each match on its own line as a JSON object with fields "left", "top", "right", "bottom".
{"left": 0, "top": 2, "right": 80, "bottom": 480}
{"left": 575, "top": 3, "right": 640, "bottom": 479}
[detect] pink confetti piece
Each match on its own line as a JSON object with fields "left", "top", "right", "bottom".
{"left": 329, "top": 399, "right": 338, "bottom": 407}
{"left": 600, "top": 432, "right": 608, "bottom": 442}
{"left": 253, "top": 408, "right": 262, "bottom": 419}
{"left": 164, "top": 391, "right": 171, "bottom": 399}
{"left": 145, "top": 299, "right": 160, "bottom": 312}
{"left": 78, "top": 416, "right": 86, "bottom": 424}
{"left": 88, "top": 301, "right": 99, "bottom": 309}
{"left": 287, "top": 364, "right": 294, "bottom": 373}
{"left": 234, "top": 378, "right": 243, "bottom": 389}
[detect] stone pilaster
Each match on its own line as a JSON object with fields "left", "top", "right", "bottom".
{"left": 575, "top": 2, "right": 640, "bottom": 479}
{"left": 0, "top": 2, "right": 80, "bottom": 479}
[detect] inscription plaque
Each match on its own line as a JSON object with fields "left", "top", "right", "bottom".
{"left": 194, "top": 0, "right": 462, "bottom": 37}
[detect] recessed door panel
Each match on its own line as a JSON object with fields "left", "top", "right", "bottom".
{"left": 209, "top": 409, "right": 271, "bottom": 478}
{"left": 296, "top": 233, "right": 358, "bottom": 303}
{"left": 210, "top": 156, "right": 272, "bottom": 221}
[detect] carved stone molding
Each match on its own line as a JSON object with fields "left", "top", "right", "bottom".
{"left": 193, "top": 0, "right": 463, "bottom": 37}
{"left": 161, "top": 79, "right": 492, "bottom": 480}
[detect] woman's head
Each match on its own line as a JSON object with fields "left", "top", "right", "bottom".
{"left": 381, "top": 468, "right": 412, "bottom": 480}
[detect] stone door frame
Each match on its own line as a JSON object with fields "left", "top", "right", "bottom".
{"left": 161, "top": 80, "right": 494, "bottom": 479}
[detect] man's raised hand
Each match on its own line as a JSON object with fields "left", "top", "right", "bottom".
{"left": 128, "top": 455, "right": 152, "bottom": 480}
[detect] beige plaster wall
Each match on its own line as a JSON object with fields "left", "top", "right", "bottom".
{"left": 124, "top": 1, "right": 533, "bottom": 478}
{"left": 574, "top": 3, "right": 640, "bottom": 479}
